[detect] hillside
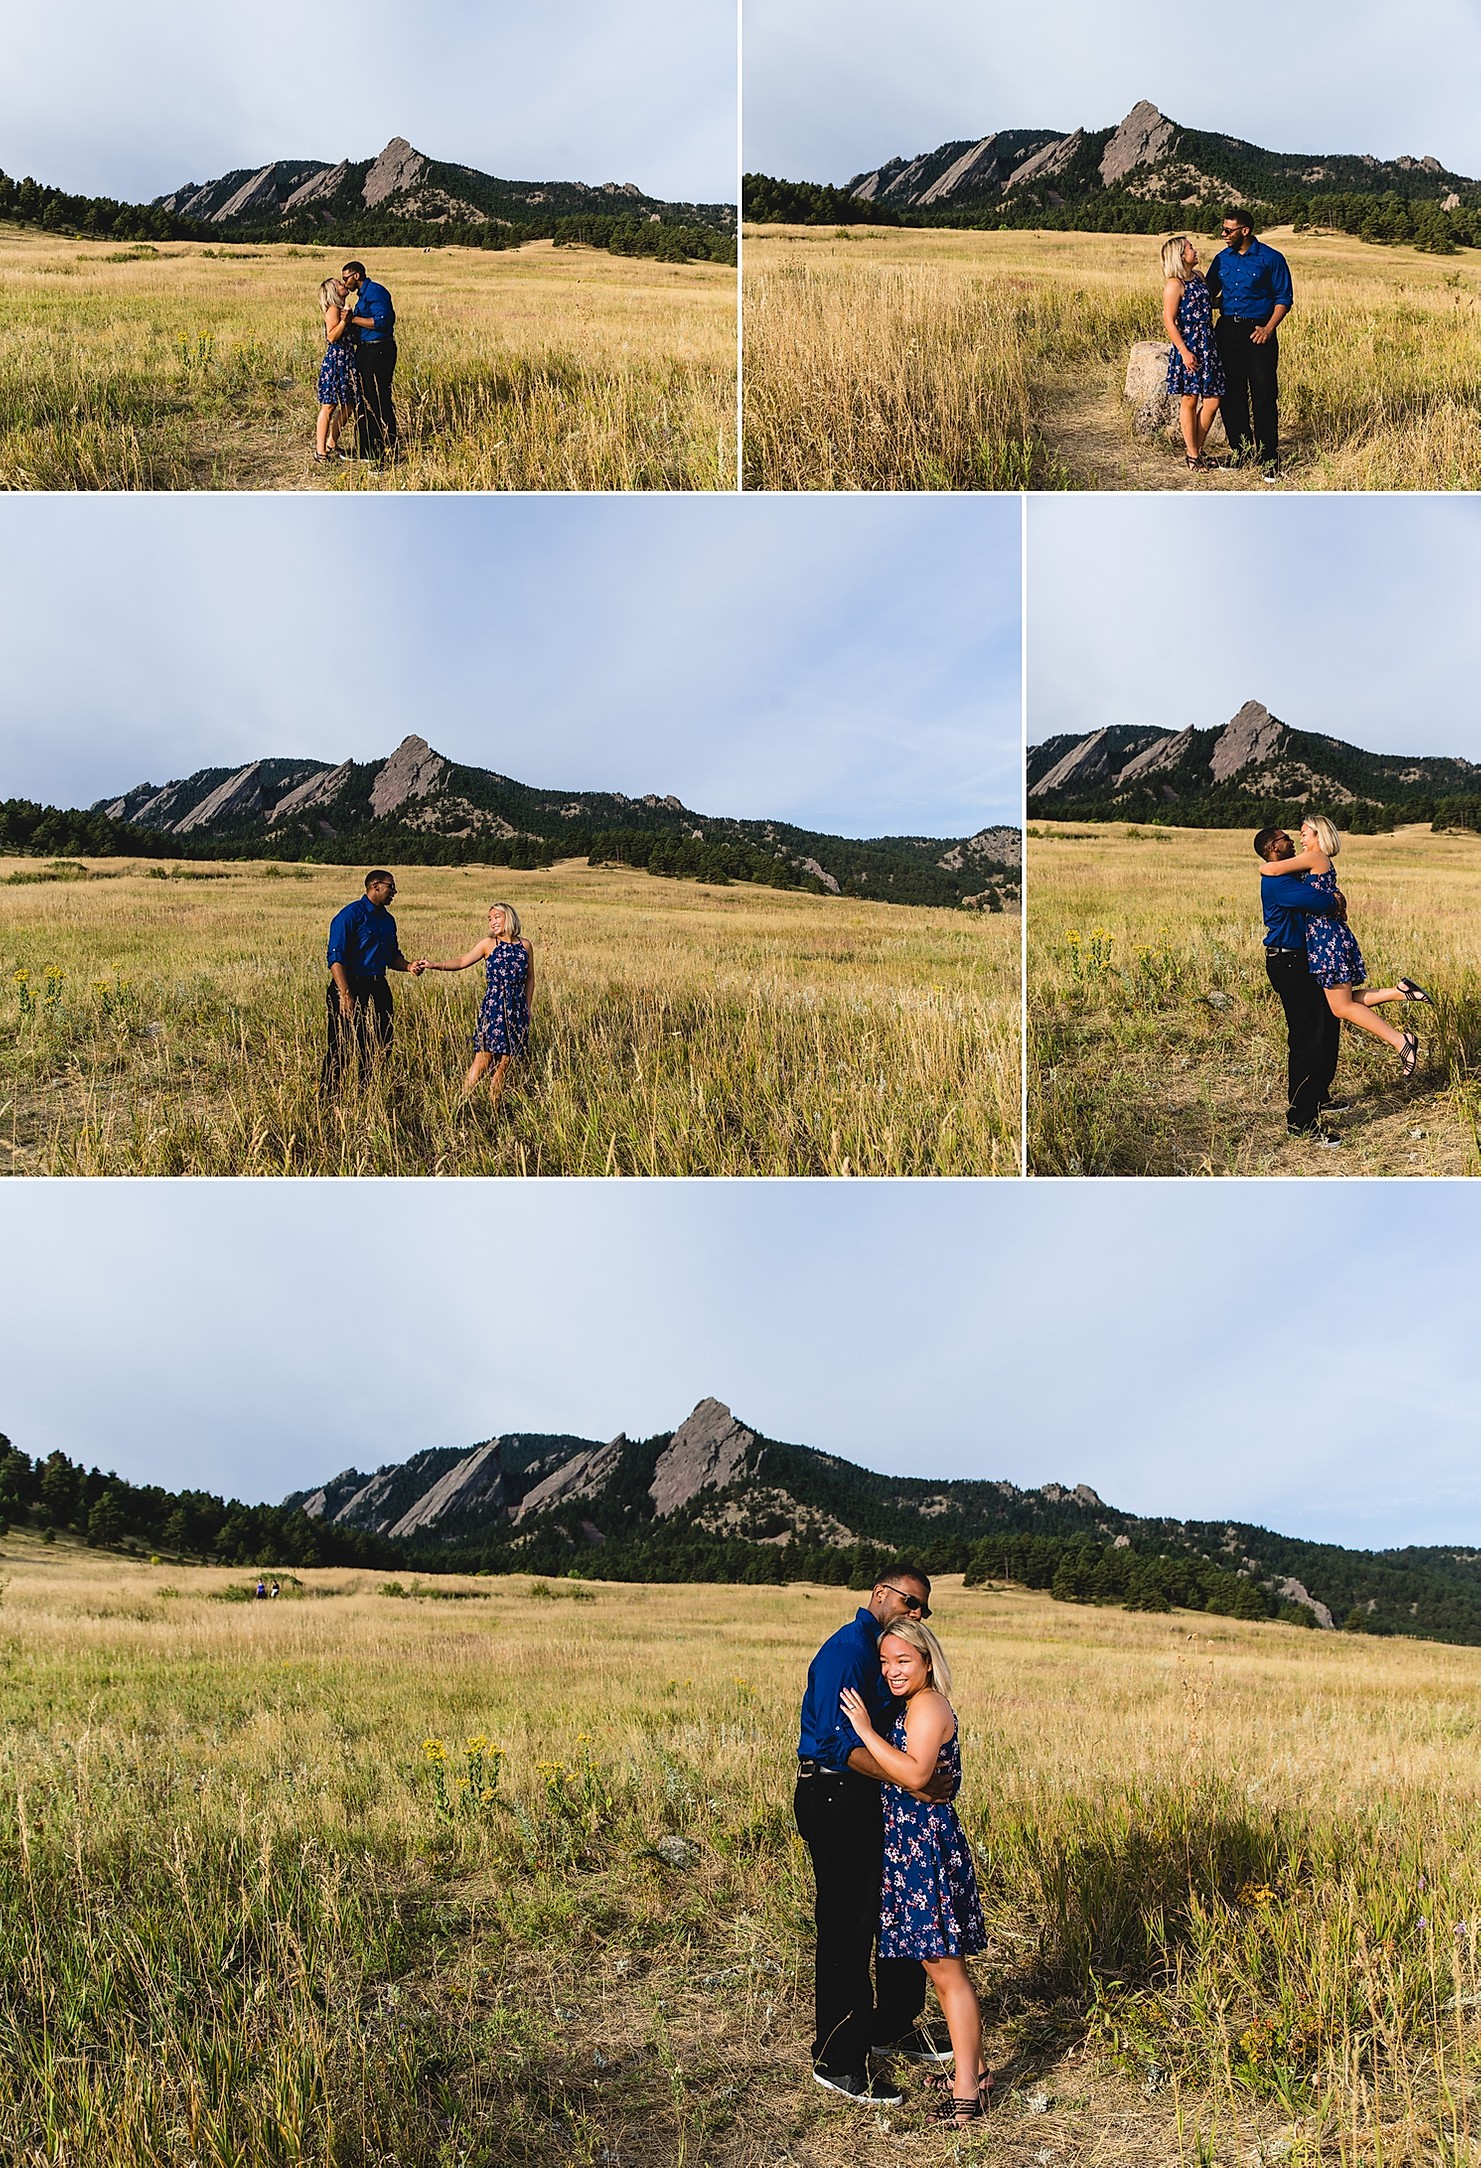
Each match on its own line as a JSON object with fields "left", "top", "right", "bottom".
{"left": 1027, "top": 699, "right": 1481, "bottom": 831}
{"left": 8, "top": 1405, "right": 1481, "bottom": 1643}
{"left": 23, "top": 732, "right": 1023, "bottom": 910}
{"left": 744, "top": 99, "right": 1481, "bottom": 248}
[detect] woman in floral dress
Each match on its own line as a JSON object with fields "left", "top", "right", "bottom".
{"left": 1260, "top": 815, "right": 1429, "bottom": 1075}
{"left": 416, "top": 902, "right": 535, "bottom": 1108}
{"left": 315, "top": 276, "right": 360, "bottom": 464}
{"left": 1161, "top": 235, "right": 1225, "bottom": 470}
{"left": 840, "top": 1618, "right": 990, "bottom": 2126}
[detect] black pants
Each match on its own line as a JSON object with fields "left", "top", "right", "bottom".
{"left": 794, "top": 1773, "right": 927, "bottom": 2077}
{"left": 321, "top": 978, "right": 393, "bottom": 1095}
{"left": 1215, "top": 317, "right": 1279, "bottom": 463}
{"left": 356, "top": 339, "right": 399, "bottom": 454}
{"left": 1265, "top": 949, "right": 1339, "bottom": 1133}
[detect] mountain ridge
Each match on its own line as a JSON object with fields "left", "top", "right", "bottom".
{"left": 1027, "top": 699, "right": 1481, "bottom": 832}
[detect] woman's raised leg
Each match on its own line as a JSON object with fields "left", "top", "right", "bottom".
{"left": 1325, "top": 985, "right": 1407, "bottom": 1051}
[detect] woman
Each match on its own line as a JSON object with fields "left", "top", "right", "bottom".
{"left": 1161, "top": 235, "right": 1225, "bottom": 470}
{"left": 417, "top": 903, "right": 534, "bottom": 1107}
{"left": 315, "top": 277, "right": 360, "bottom": 463}
{"left": 840, "top": 1618, "right": 990, "bottom": 2127}
{"left": 1260, "top": 815, "right": 1430, "bottom": 1075}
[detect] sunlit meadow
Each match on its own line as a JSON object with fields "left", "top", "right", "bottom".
{"left": 0, "top": 856, "right": 1018, "bottom": 1176}
{"left": 6, "top": 1543, "right": 1481, "bottom": 2165}
{"left": 0, "top": 229, "right": 736, "bottom": 490}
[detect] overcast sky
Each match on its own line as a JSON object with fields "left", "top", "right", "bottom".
{"left": 1028, "top": 495, "right": 1481, "bottom": 760}
{"left": 745, "top": 0, "right": 1481, "bottom": 184}
{"left": 2, "top": 0, "right": 735, "bottom": 206}
{"left": 0, "top": 495, "right": 1020, "bottom": 839}
{"left": 0, "top": 1180, "right": 1478, "bottom": 1552}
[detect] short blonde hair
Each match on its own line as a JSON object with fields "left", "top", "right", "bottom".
{"left": 1161, "top": 235, "right": 1192, "bottom": 281}
{"left": 1304, "top": 814, "right": 1341, "bottom": 856}
{"left": 318, "top": 278, "right": 342, "bottom": 310}
{"left": 490, "top": 901, "right": 522, "bottom": 940}
{"left": 879, "top": 1616, "right": 953, "bottom": 1699}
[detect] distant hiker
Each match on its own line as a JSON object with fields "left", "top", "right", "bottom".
{"left": 1160, "top": 235, "right": 1224, "bottom": 470}
{"left": 794, "top": 1569, "right": 953, "bottom": 2107}
{"left": 321, "top": 870, "right": 424, "bottom": 1097}
{"left": 840, "top": 1617, "right": 992, "bottom": 2127}
{"left": 1206, "top": 211, "right": 1292, "bottom": 478}
{"left": 340, "top": 260, "right": 398, "bottom": 458}
{"left": 314, "top": 276, "right": 360, "bottom": 464}
{"left": 415, "top": 903, "right": 534, "bottom": 1110}
{"left": 1259, "top": 818, "right": 1429, "bottom": 1088}
{"left": 270, "top": 1580, "right": 280, "bottom": 1599}
{"left": 255, "top": 1577, "right": 267, "bottom": 1600}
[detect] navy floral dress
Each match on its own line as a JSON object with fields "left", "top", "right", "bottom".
{"left": 317, "top": 315, "right": 360, "bottom": 408}
{"left": 1165, "top": 272, "right": 1226, "bottom": 399}
{"left": 474, "top": 940, "right": 531, "bottom": 1057}
{"left": 877, "top": 1712, "right": 988, "bottom": 1961}
{"left": 1302, "top": 868, "right": 1366, "bottom": 989}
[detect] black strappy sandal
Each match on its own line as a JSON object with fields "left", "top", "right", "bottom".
{"left": 1397, "top": 977, "right": 1432, "bottom": 1005}
{"left": 935, "top": 2091, "right": 986, "bottom": 2125}
{"left": 1400, "top": 1030, "right": 1420, "bottom": 1078}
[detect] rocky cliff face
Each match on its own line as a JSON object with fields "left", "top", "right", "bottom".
{"left": 649, "top": 1400, "right": 757, "bottom": 1516}
{"left": 1098, "top": 100, "right": 1176, "bottom": 186}
{"left": 1209, "top": 701, "right": 1286, "bottom": 784}
{"left": 362, "top": 137, "right": 429, "bottom": 209}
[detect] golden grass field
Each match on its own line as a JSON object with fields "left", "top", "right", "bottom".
{"left": 0, "top": 228, "right": 737, "bottom": 489}
{"left": 741, "top": 224, "right": 1481, "bottom": 491}
{"left": 7, "top": 1540, "right": 1481, "bottom": 2167}
{"left": 1027, "top": 822, "right": 1481, "bottom": 1176}
{"left": 0, "top": 856, "right": 1018, "bottom": 1177}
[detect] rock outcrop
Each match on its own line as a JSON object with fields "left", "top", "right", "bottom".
{"left": 173, "top": 763, "right": 265, "bottom": 834}
{"left": 370, "top": 734, "right": 448, "bottom": 818}
{"left": 1099, "top": 100, "right": 1176, "bottom": 186}
{"left": 917, "top": 136, "right": 1003, "bottom": 205}
{"left": 1114, "top": 729, "right": 1195, "bottom": 788}
{"left": 1274, "top": 1577, "right": 1335, "bottom": 1629}
{"left": 1030, "top": 727, "right": 1124, "bottom": 798}
{"left": 1006, "top": 130, "right": 1086, "bottom": 191}
{"left": 649, "top": 1399, "right": 757, "bottom": 1517}
{"left": 212, "top": 167, "right": 282, "bottom": 223}
{"left": 1210, "top": 701, "right": 1285, "bottom": 782}
{"left": 284, "top": 161, "right": 349, "bottom": 211}
{"left": 268, "top": 762, "right": 354, "bottom": 824}
{"left": 363, "top": 137, "right": 428, "bottom": 208}
{"left": 513, "top": 1435, "right": 630, "bottom": 1521}
{"left": 387, "top": 1442, "right": 507, "bottom": 1539}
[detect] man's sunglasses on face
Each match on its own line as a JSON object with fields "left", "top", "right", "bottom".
{"left": 882, "top": 1584, "right": 931, "bottom": 1620}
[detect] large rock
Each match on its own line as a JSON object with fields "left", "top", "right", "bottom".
{"left": 370, "top": 734, "right": 448, "bottom": 818}
{"left": 1099, "top": 100, "right": 1176, "bottom": 187}
{"left": 1114, "top": 729, "right": 1194, "bottom": 788}
{"left": 649, "top": 1399, "right": 756, "bottom": 1517}
{"left": 284, "top": 161, "right": 349, "bottom": 212}
{"left": 211, "top": 166, "right": 281, "bottom": 223}
{"left": 1030, "top": 726, "right": 1122, "bottom": 798}
{"left": 1006, "top": 130, "right": 1085, "bottom": 191}
{"left": 513, "top": 1436, "right": 629, "bottom": 1521}
{"left": 917, "top": 136, "right": 1001, "bottom": 205}
{"left": 172, "top": 763, "right": 264, "bottom": 834}
{"left": 1210, "top": 701, "right": 1285, "bottom": 783}
{"left": 1274, "top": 1577, "right": 1335, "bottom": 1630}
{"left": 1125, "top": 341, "right": 1227, "bottom": 444}
{"left": 387, "top": 1443, "right": 506, "bottom": 1539}
{"left": 363, "top": 137, "right": 428, "bottom": 209}
{"left": 268, "top": 761, "right": 353, "bottom": 825}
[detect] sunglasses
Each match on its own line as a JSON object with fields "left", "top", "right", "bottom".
{"left": 881, "top": 1584, "right": 931, "bottom": 1620}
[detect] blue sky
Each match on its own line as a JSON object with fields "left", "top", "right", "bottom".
{"left": 1028, "top": 495, "right": 1481, "bottom": 761}
{"left": 0, "top": 495, "right": 1021, "bottom": 839}
{"left": 0, "top": 1180, "right": 1477, "bottom": 1552}
{"left": 2, "top": 0, "right": 736, "bottom": 206}
{"left": 745, "top": 0, "right": 1481, "bottom": 185}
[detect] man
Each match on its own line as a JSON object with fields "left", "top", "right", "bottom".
{"left": 1255, "top": 826, "right": 1343, "bottom": 1145}
{"left": 1207, "top": 211, "right": 1293, "bottom": 478}
{"left": 795, "top": 1568, "right": 953, "bottom": 2105}
{"left": 341, "top": 260, "right": 398, "bottom": 458}
{"left": 321, "top": 869, "right": 422, "bottom": 1096}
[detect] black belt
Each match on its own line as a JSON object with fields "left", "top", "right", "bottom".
{"left": 797, "top": 1759, "right": 868, "bottom": 1781}
{"left": 1265, "top": 946, "right": 1305, "bottom": 955}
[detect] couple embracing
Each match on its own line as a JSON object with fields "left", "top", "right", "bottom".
{"left": 1258, "top": 816, "right": 1429, "bottom": 1144}
{"left": 795, "top": 1569, "right": 990, "bottom": 2127}
{"left": 315, "top": 260, "right": 399, "bottom": 464}
{"left": 1161, "top": 209, "right": 1292, "bottom": 476}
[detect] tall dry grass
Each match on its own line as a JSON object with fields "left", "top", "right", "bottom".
{"left": 6, "top": 1546, "right": 1481, "bottom": 2165}
{"left": 0, "top": 230, "right": 737, "bottom": 490}
{"left": 742, "top": 224, "right": 1481, "bottom": 490}
{"left": 0, "top": 858, "right": 1019, "bottom": 1175}
{"left": 1027, "top": 822, "right": 1481, "bottom": 1176}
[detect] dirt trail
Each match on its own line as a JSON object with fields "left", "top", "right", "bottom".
{"left": 1035, "top": 364, "right": 1296, "bottom": 492}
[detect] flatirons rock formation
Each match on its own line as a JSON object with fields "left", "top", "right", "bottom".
{"left": 841, "top": 100, "right": 1476, "bottom": 213}
{"left": 1028, "top": 700, "right": 1481, "bottom": 821}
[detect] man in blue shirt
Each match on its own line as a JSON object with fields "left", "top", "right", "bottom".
{"left": 320, "top": 868, "right": 422, "bottom": 1095}
{"left": 794, "top": 1567, "right": 951, "bottom": 2102}
{"left": 1255, "top": 827, "right": 1342, "bottom": 1142}
{"left": 1206, "top": 211, "right": 1293, "bottom": 476}
{"left": 341, "top": 261, "right": 399, "bottom": 458}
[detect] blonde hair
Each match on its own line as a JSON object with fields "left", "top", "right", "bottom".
{"left": 1304, "top": 814, "right": 1341, "bottom": 857}
{"left": 318, "top": 278, "right": 343, "bottom": 311}
{"left": 1161, "top": 235, "right": 1192, "bottom": 281}
{"left": 879, "top": 1616, "right": 953, "bottom": 1700}
{"left": 490, "top": 901, "right": 522, "bottom": 940}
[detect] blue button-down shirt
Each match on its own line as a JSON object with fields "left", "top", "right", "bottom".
{"left": 1207, "top": 238, "right": 1294, "bottom": 321}
{"left": 326, "top": 895, "right": 401, "bottom": 979}
{"left": 353, "top": 279, "right": 395, "bottom": 344}
{"left": 1261, "top": 870, "right": 1335, "bottom": 950}
{"left": 797, "top": 1607, "right": 897, "bottom": 1773}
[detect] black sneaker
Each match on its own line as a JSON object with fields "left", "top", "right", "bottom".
{"left": 1288, "top": 1126, "right": 1343, "bottom": 1147}
{"left": 812, "top": 2069, "right": 904, "bottom": 2105}
{"left": 1320, "top": 1099, "right": 1352, "bottom": 1115}
{"left": 875, "top": 2026, "right": 954, "bottom": 2065}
